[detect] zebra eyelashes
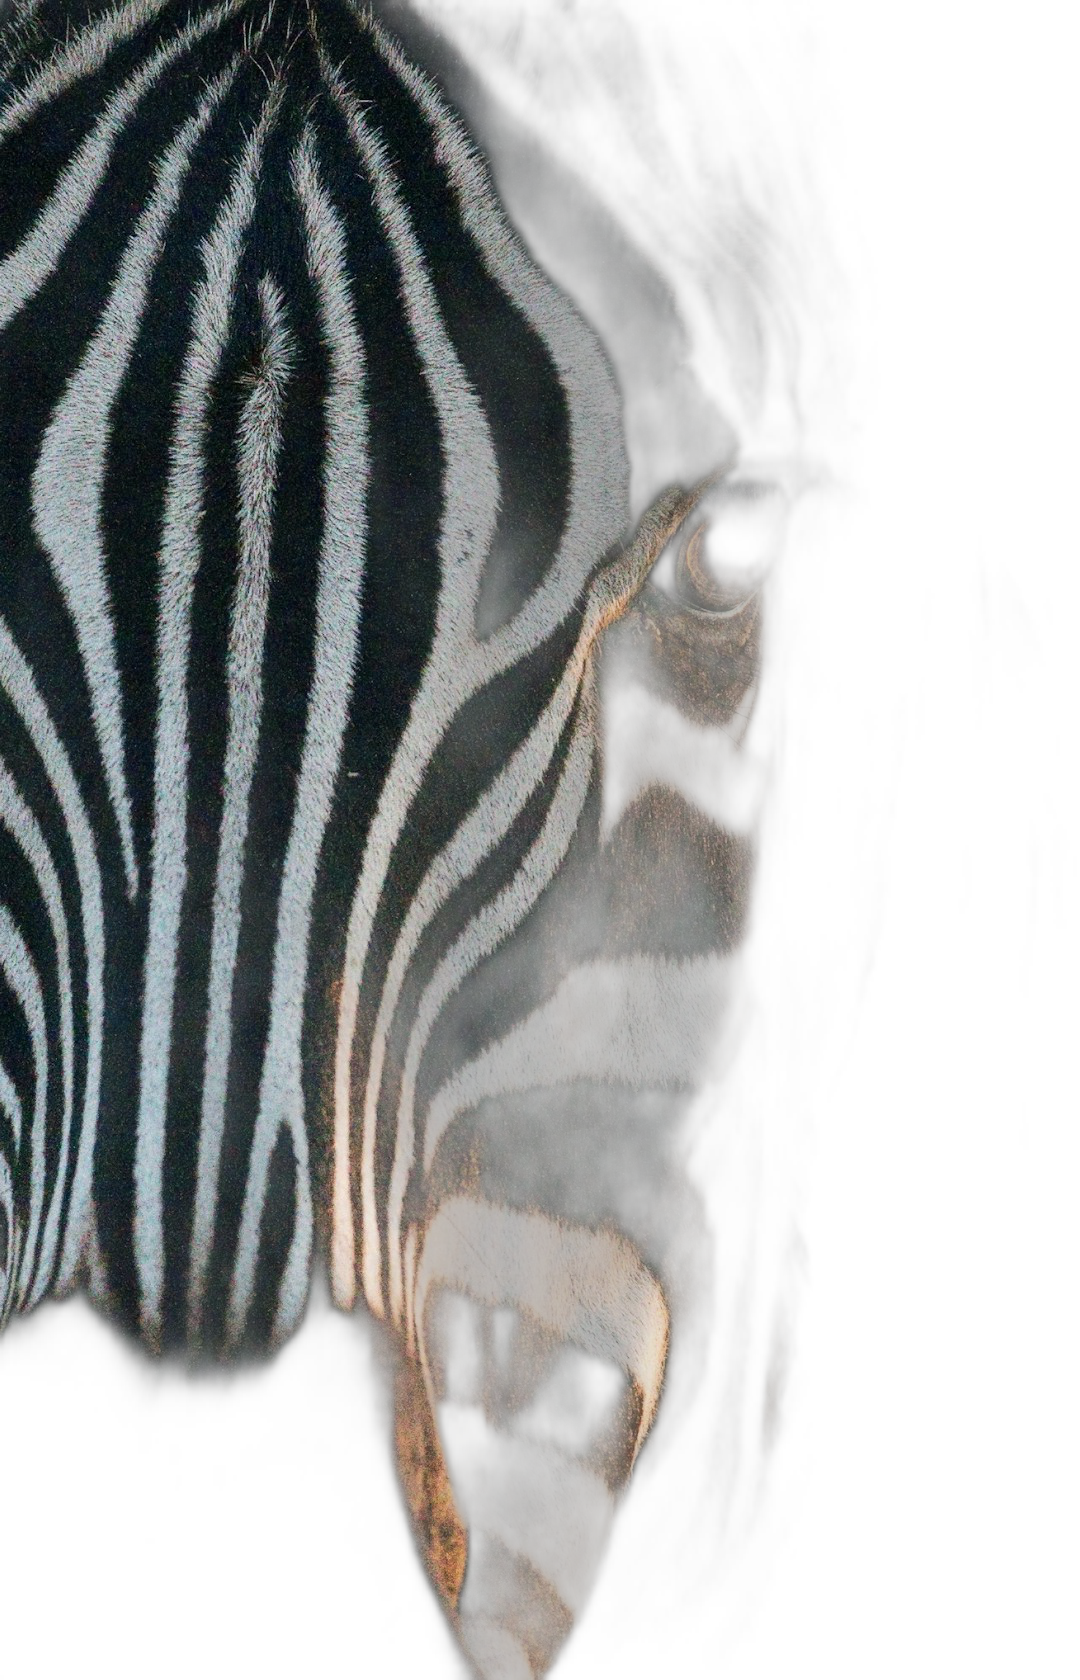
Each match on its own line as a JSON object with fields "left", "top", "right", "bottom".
{"left": 655, "top": 480, "right": 789, "bottom": 618}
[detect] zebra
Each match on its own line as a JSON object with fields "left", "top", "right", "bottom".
{"left": 0, "top": 0, "right": 783, "bottom": 1672}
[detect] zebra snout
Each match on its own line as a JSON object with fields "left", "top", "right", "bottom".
{"left": 408, "top": 1202, "right": 668, "bottom": 1680}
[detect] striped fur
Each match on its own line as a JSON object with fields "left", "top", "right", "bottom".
{"left": 0, "top": 1, "right": 762, "bottom": 1670}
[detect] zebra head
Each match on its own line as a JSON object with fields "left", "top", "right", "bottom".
{"left": 0, "top": 0, "right": 785, "bottom": 1672}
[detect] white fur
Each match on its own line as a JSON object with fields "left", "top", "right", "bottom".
{"left": 376, "top": 490, "right": 675, "bottom": 1317}
{"left": 0, "top": 0, "right": 173, "bottom": 140}
{"left": 0, "top": 615, "right": 105, "bottom": 1295}
{"left": 135, "top": 93, "right": 274, "bottom": 1342}
{"left": 367, "top": 24, "right": 628, "bottom": 661}
{"left": 438, "top": 1403, "right": 614, "bottom": 1612}
{"left": 0, "top": 1059, "right": 23, "bottom": 1154}
{"left": 417, "top": 1199, "right": 668, "bottom": 1437}
{"left": 0, "top": 1155, "right": 17, "bottom": 1323}
{"left": 463, "top": 1619, "right": 534, "bottom": 1680}
{"left": 384, "top": 700, "right": 596, "bottom": 1322}
{"left": 0, "top": 3, "right": 238, "bottom": 330}
{"left": 225, "top": 130, "right": 369, "bottom": 1348}
{"left": 321, "top": 59, "right": 501, "bottom": 1313}
{"left": 31, "top": 60, "right": 240, "bottom": 899}
{"left": 426, "top": 960, "right": 749, "bottom": 1169}
{"left": 0, "top": 903, "right": 47, "bottom": 1306}
{"left": 604, "top": 685, "right": 765, "bottom": 836}
{"left": 326, "top": 34, "right": 630, "bottom": 1318}
{"left": 0, "top": 761, "right": 74, "bottom": 1306}
{"left": 188, "top": 278, "right": 293, "bottom": 1339}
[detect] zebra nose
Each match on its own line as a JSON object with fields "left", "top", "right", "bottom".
{"left": 418, "top": 1202, "right": 671, "bottom": 1673}
{"left": 433, "top": 1294, "right": 630, "bottom": 1677}
{"left": 440, "top": 1404, "right": 611, "bottom": 1612}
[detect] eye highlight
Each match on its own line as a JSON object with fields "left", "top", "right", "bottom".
{"left": 651, "top": 471, "right": 792, "bottom": 616}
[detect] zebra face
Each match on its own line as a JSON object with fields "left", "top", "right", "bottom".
{"left": 391, "top": 493, "right": 771, "bottom": 1672}
{"left": 0, "top": 0, "right": 787, "bottom": 1672}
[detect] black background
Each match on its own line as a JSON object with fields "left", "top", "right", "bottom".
{"left": 0, "top": 6, "right": 1054, "bottom": 1673}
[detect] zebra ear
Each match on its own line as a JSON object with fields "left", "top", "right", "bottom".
{"left": 655, "top": 480, "right": 789, "bottom": 618}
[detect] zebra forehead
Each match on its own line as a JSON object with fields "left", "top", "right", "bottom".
{"left": 2, "top": 0, "right": 802, "bottom": 503}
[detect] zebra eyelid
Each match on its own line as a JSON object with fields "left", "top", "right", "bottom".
{"left": 685, "top": 588, "right": 759, "bottom": 621}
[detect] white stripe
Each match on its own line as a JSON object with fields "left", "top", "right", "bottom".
{"left": 134, "top": 96, "right": 276, "bottom": 1342}
{"left": 364, "top": 665, "right": 590, "bottom": 1319}
{"left": 0, "top": 614, "right": 106, "bottom": 1291}
{"left": 368, "top": 20, "right": 629, "bottom": 664}
{"left": 0, "top": 0, "right": 244, "bottom": 331}
{"left": 0, "top": 0, "right": 171, "bottom": 142}
{"left": 31, "top": 62, "right": 240, "bottom": 900}
{"left": 0, "top": 4, "right": 47, "bottom": 82}
{"left": 359, "top": 497, "right": 680, "bottom": 1319}
{"left": 0, "top": 1153, "right": 17, "bottom": 1325}
{"left": 321, "top": 65, "right": 500, "bottom": 1313}
{"left": 436, "top": 1404, "right": 615, "bottom": 1616}
{"left": 384, "top": 701, "right": 597, "bottom": 1323}
{"left": 324, "top": 53, "right": 632, "bottom": 1314}
{"left": 463, "top": 1612, "right": 534, "bottom": 1680}
{"left": 423, "top": 953, "right": 732, "bottom": 1180}
{"left": 453, "top": 0, "right": 755, "bottom": 443}
{"left": 0, "top": 1070, "right": 19, "bottom": 1315}
{"left": 417, "top": 1198, "right": 669, "bottom": 1449}
{"left": 225, "top": 133, "right": 368, "bottom": 1349}
{"left": 604, "top": 685, "right": 765, "bottom": 836}
{"left": 0, "top": 904, "right": 48, "bottom": 1308}
{"left": 0, "top": 1058, "right": 23, "bottom": 1153}
{"left": 0, "top": 760, "right": 75, "bottom": 1305}
{"left": 84, "top": 1208, "right": 111, "bottom": 1311}
{"left": 187, "top": 277, "right": 293, "bottom": 1339}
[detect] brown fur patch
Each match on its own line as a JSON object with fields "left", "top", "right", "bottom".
{"left": 601, "top": 782, "right": 754, "bottom": 958}
{"left": 609, "top": 585, "right": 761, "bottom": 730}
{"left": 394, "top": 1353, "right": 468, "bottom": 1614}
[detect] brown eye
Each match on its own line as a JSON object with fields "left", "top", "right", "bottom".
{"left": 655, "top": 474, "right": 791, "bottom": 616}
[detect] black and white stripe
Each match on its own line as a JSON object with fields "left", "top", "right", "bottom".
{"left": 1, "top": 2, "right": 763, "bottom": 1668}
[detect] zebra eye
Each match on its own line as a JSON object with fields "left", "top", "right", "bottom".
{"left": 651, "top": 472, "right": 791, "bottom": 616}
